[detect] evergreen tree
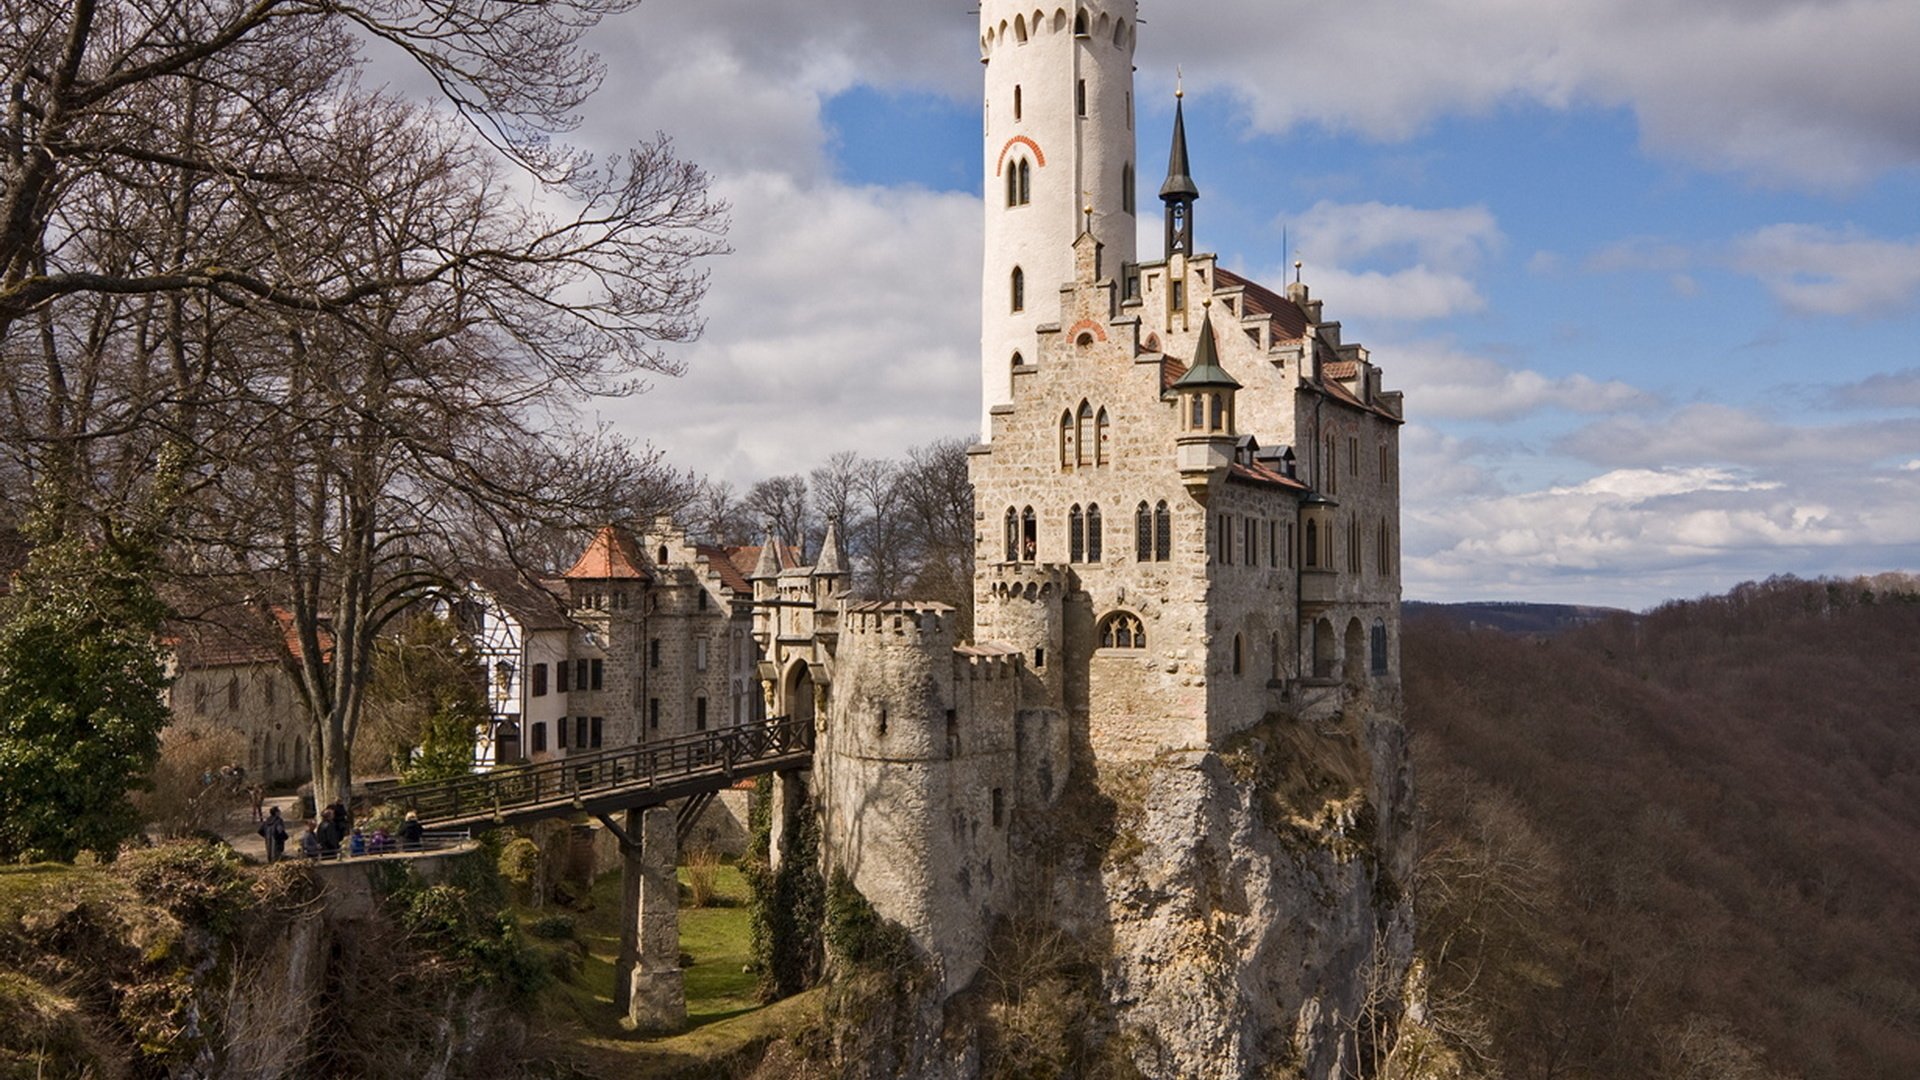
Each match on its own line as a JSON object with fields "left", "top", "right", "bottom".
{"left": 0, "top": 530, "right": 169, "bottom": 862}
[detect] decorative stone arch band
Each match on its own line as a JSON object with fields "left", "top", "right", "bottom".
{"left": 995, "top": 135, "right": 1048, "bottom": 176}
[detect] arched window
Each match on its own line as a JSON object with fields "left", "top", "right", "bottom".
{"left": 1371, "top": 620, "right": 1389, "bottom": 676}
{"left": 1059, "top": 410, "right": 1073, "bottom": 468}
{"left": 1011, "top": 266, "right": 1025, "bottom": 312}
{"left": 1076, "top": 401, "right": 1092, "bottom": 466}
{"left": 1087, "top": 503, "right": 1102, "bottom": 561}
{"left": 1073, "top": 9, "right": 1089, "bottom": 36}
{"left": 1304, "top": 519, "right": 1319, "bottom": 567}
{"left": 1069, "top": 504, "right": 1085, "bottom": 563}
{"left": 1099, "top": 612, "right": 1145, "bottom": 649}
{"left": 1114, "top": 16, "right": 1128, "bottom": 46}
{"left": 1007, "top": 159, "right": 1032, "bottom": 207}
{"left": 1209, "top": 392, "right": 1225, "bottom": 431}
{"left": 1377, "top": 519, "right": 1392, "bottom": 575}
{"left": 1095, "top": 407, "right": 1110, "bottom": 464}
{"left": 1014, "top": 16, "right": 1028, "bottom": 44}
{"left": 1189, "top": 394, "right": 1205, "bottom": 430}
{"left": 1004, "top": 506, "right": 1019, "bottom": 562}
{"left": 1153, "top": 501, "right": 1171, "bottom": 561}
{"left": 1135, "top": 502, "right": 1152, "bottom": 562}
{"left": 1021, "top": 506, "right": 1036, "bottom": 561}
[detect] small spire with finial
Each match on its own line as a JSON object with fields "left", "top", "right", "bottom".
{"left": 1294, "top": 259, "right": 1304, "bottom": 284}
{"left": 1083, "top": 191, "right": 1095, "bottom": 233}
{"left": 1176, "top": 65, "right": 1184, "bottom": 99}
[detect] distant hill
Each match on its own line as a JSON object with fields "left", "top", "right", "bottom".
{"left": 1405, "top": 574, "right": 1920, "bottom": 1079}
{"left": 1403, "top": 599, "right": 1633, "bottom": 635}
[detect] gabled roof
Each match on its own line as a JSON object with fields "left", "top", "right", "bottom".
{"left": 1228, "top": 461, "right": 1311, "bottom": 492}
{"left": 696, "top": 544, "right": 757, "bottom": 595}
{"left": 1212, "top": 267, "right": 1309, "bottom": 340}
{"left": 467, "top": 569, "right": 573, "bottom": 631}
{"left": 564, "top": 525, "right": 651, "bottom": 581}
{"left": 171, "top": 605, "right": 333, "bottom": 669}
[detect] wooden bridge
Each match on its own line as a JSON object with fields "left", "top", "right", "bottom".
{"left": 383, "top": 715, "right": 813, "bottom": 831}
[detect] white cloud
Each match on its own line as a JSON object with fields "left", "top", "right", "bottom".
{"left": 1731, "top": 224, "right": 1920, "bottom": 316}
{"left": 1151, "top": 0, "right": 1920, "bottom": 189}
{"left": 600, "top": 172, "right": 980, "bottom": 483}
{"left": 1825, "top": 368, "right": 1920, "bottom": 409}
{"left": 1391, "top": 343, "right": 1657, "bottom": 422}
{"left": 1557, "top": 404, "right": 1920, "bottom": 467}
{"left": 1276, "top": 201, "right": 1503, "bottom": 322}
{"left": 1403, "top": 463, "right": 1920, "bottom": 606}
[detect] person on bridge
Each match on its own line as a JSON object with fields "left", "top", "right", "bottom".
{"left": 300, "top": 820, "right": 321, "bottom": 859}
{"left": 317, "top": 808, "right": 342, "bottom": 858}
{"left": 258, "top": 807, "right": 289, "bottom": 863}
{"left": 400, "top": 811, "right": 424, "bottom": 852}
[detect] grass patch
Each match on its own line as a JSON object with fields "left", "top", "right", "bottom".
{"left": 523, "top": 859, "right": 780, "bottom": 1076}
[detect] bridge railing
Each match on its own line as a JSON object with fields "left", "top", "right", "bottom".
{"left": 383, "top": 715, "right": 812, "bottom": 825}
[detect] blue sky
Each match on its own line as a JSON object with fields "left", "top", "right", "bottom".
{"left": 547, "top": 0, "right": 1920, "bottom": 609}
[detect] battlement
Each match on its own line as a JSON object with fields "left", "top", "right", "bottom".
{"left": 840, "top": 600, "right": 957, "bottom": 647}
{"left": 980, "top": 3, "right": 1137, "bottom": 58}
{"left": 954, "top": 643, "right": 1023, "bottom": 682}
{"left": 983, "top": 562, "right": 1070, "bottom": 602}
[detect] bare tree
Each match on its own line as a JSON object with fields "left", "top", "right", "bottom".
{"left": 744, "top": 474, "right": 813, "bottom": 562}
{"left": 682, "top": 477, "right": 755, "bottom": 547}
{"left": 1, "top": 3, "right": 726, "bottom": 809}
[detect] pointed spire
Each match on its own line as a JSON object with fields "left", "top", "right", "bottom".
{"left": 1171, "top": 303, "right": 1240, "bottom": 390}
{"left": 1160, "top": 89, "right": 1199, "bottom": 202}
{"left": 1161, "top": 81, "right": 1199, "bottom": 258}
{"left": 814, "top": 520, "right": 847, "bottom": 579}
{"left": 752, "top": 531, "right": 783, "bottom": 580}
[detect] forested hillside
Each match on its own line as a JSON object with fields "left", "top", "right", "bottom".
{"left": 1406, "top": 575, "right": 1920, "bottom": 1079}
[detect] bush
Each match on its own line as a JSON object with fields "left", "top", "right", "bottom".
{"left": 126, "top": 840, "right": 252, "bottom": 938}
{"left": 684, "top": 846, "right": 722, "bottom": 908}
{"left": 526, "top": 914, "right": 576, "bottom": 941}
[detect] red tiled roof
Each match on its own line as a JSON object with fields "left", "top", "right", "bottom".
{"left": 1228, "top": 461, "right": 1311, "bottom": 492}
{"left": 1161, "top": 355, "right": 1189, "bottom": 392}
{"left": 697, "top": 544, "right": 752, "bottom": 595}
{"left": 1323, "top": 360, "right": 1359, "bottom": 381}
{"left": 1214, "top": 267, "right": 1310, "bottom": 339}
{"left": 727, "top": 543, "right": 801, "bottom": 579}
{"left": 172, "top": 606, "right": 332, "bottom": 668}
{"left": 564, "top": 525, "right": 652, "bottom": 581}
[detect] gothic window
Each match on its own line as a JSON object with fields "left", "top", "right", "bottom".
{"left": 1189, "top": 394, "right": 1205, "bottom": 430}
{"left": 1324, "top": 435, "right": 1338, "bottom": 495}
{"left": 1348, "top": 435, "right": 1359, "bottom": 476}
{"left": 1074, "top": 10, "right": 1089, "bottom": 36}
{"left": 1135, "top": 502, "right": 1152, "bottom": 562}
{"left": 1099, "top": 612, "right": 1146, "bottom": 649}
{"left": 1014, "top": 17, "right": 1028, "bottom": 45}
{"left": 1245, "top": 518, "right": 1257, "bottom": 567}
{"left": 1059, "top": 410, "right": 1074, "bottom": 469}
{"left": 1378, "top": 520, "right": 1392, "bottom": 575}
{"left": 1209, "top": 392, "right": 1225, "bottom": 432}
{"left": 1076, "top": 401, "right": 1093, "bottom": 466}
{"left": 1154, "top": 501, "right": 1171, "bottom": 561}
{"left": 1011, "top": 266, "right": 1025, "bottom": 312}
{"left": 1348, "top": 520, "right": 1362, "bottom": 573}
{"left": 1005, "top": 506, "right": 1019, "bottom": 562}
{"left": 698, "top": 588, "right": 708, "bottom": 611}
{"left": 1305, "top": 519, "right": 1319, "bottom": 568}
{"left": 1371, "top": 620, "right": 1390, "bottom": 676}
{"left": 1069, "top": 505, "right": 1085, "bottom": 563}
{"left": 1087, "top": 503, "right": 1103, "bottom": 561}
{"left": 1095, "top": 407, "right": 1110, "bottom": 464}
{"left": 1006, "top": 158, "right": 1032, "bottom": 207}
{"left": 1021, "top": 506, "right": 1037, "bottom": 562}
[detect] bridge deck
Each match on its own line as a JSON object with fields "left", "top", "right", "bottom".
{"left": 385, "top": 716, "right": 812, "bottom": 830}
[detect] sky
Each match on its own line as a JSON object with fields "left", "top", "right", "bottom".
{"left": 461, "top": 0, "right": 1920, "bottom": 610}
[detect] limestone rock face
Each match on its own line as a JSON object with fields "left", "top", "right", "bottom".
{"left": 1049, "top": 694, "right": 1415, "bottom": 1079}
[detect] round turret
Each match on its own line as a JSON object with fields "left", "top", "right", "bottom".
{"left": 979, "top": 2, "right": 1140, "bottom": 435}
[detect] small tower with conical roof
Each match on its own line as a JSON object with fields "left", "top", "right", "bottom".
{"left": 1173, "top": 302, "right": 1240, "bottom": 487}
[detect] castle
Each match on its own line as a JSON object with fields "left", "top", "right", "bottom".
{"left": 750, "top": 0, "right": 1406, "bottom": 1002}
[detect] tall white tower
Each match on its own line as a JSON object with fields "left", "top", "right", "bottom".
{"left": 978, "top": 1, "right": 1140, "bottom": 436}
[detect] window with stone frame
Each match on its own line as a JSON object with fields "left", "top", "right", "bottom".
{"left": 1069, "top": 504, "right": 1085, "bottom": 563}
{"left": 1005, "top": 506, "right": 1020, "bottom": 562}
{"left": 1095, "top": 407, "right": 1110, "bottom": 464}
{"left": 1087, "top": 503, "right": 1103, "bottom": 561}
{"left": 1099, "top": 611, "right": 1146, "bottom": 649}
{"left": 1135, "top": 502, "right": 1152, "bottom": 561}
{"left": 1154, "top": 501, "right": 1171, "bottom": 561}
{"left": 1059, "top": 410, "right": 1074, "bottom": 469}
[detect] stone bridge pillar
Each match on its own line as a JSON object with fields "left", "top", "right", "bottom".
{"left": 614, "top": 805, "right": 685, "bottom": 1032}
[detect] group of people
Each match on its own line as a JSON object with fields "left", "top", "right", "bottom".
{"left": 256, "top": 799, "right": 426, "bottom": 863}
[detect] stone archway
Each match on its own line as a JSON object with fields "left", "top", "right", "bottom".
{"left": 1344, "top": 618, "right": 1366, "bottom": 688}
{"left": 1313, "top": 617, "right": 1336, "bottom": 679}
{"left": 782, "top": 660, "right": 817, "bottom": 728}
